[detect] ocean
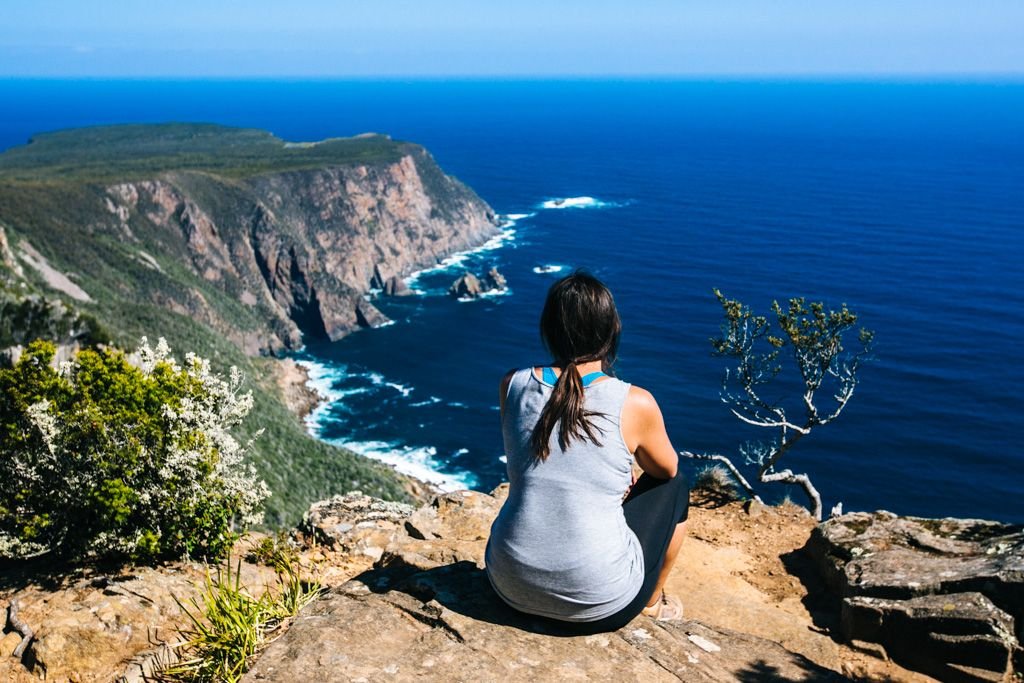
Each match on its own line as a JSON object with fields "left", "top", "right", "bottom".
{"left": 1, "top": 79, "right": 1021, "bottom": 522}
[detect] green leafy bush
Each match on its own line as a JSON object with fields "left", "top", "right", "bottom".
{"left": 0, "top": 336, "right": 269, "bottom": 562}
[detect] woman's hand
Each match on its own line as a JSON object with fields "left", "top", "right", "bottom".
{"left": 623, "top": 465, "right": 640, "bottom": 500}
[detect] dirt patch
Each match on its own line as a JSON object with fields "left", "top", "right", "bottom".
{"left": 16, "top": 241, "right": 92, "bottom": 302}
{"left": 669, "top": 499, "right": 939, "bottom": 682}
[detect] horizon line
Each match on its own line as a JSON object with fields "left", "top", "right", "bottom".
{"left": 2, "top": 73, "right": 1023, "bottom": 83}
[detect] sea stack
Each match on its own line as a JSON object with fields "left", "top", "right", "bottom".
{"left": 449, "top": 267, "right": 507, "bottom": 299}
{"left": 449, "top": 272, "right": 484, "bottom": 298}
{"left": 484, "top": 267, "right": 507, "bottom": 291}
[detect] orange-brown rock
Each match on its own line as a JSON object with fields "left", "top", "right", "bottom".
{"left": 98, "top": 143, "right": 499, "bottom": 355}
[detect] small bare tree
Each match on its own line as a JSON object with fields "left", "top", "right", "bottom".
{"left": 682, "top": 290, "right": 874, "bottom": 520}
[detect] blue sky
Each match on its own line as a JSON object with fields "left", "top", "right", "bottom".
{"left": 2, "top": 0, "right": 1022, "bottom": 77}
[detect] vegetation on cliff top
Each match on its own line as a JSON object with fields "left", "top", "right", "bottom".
{"left": 0, "top": 338, "right": 269, "bottom": 562}
{"left": 0, "top": 123, "right": 408, "bottom": 182}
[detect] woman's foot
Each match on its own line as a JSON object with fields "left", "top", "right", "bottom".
{"left": 641, "top": 590, "right": 683, "bottom": 621}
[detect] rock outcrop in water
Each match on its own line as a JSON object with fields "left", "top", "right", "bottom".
{"left": 372, "top": 263, "right": 414, "bottom": 297}
{"left": 449, "top": 267, "right": 507, "bottom": 299}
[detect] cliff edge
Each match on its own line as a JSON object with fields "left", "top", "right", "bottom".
{"left": 4, "top": 488, "right": 1019, "bottom": 681}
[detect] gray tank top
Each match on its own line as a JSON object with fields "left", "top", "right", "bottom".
{"left": 484, "top": 367, "right": 644, "bottom": 621}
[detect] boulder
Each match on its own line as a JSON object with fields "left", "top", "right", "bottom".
{"left": 302, "top": 491, "right": 416, "bottom": 560}
{"left": 483, "top": 266, "right": 507, "bottom": 291}
{"left": 383, "top": 275, "right": 412, "bottom": 296}
{"left": 354, "top": 299, "right": 390, "bottom": 328}
{"left": 809, "top": 510, "right": 1024, "bottom": 680}
{"left": 841, "top": 592, "right": 1016, "bottom": 682}
{"left": 404, "top": 488, "right": 504, "bottom": 542}
{"left": 448, "top": 272, "right": 483, "bottom": 298}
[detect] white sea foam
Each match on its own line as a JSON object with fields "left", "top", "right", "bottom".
{"left": 294, "top": 357, "right": 476, "bottom": 491}
{"left": 410, "top": 396, "right": 442, "bottom": 407}
{"left": 403, "top": 226, "right": 517, "bottom": 292}
{"left": 294, "top": 357, "right": 348, "bottom": 433}
{"left": 501, "top": 212, "right": 535, "bottom": 225}
{"left": 385, "top": 381, "right": 414, "bottom": 397}
{"left": 456, "top": 286, "right": 511, "bottom": 303}
{"left": 538, "top": 196, "right": 622, "bottom": 210}
{"left": 532, "top": 264, "right": 566, "bottom": 274}
{"left": 332, "top": 439, "right": 478, "bottom": 491}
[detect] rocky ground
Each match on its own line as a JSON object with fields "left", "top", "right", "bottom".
{"left": 8, "top": 481, "right": 1015, "bottom": 682}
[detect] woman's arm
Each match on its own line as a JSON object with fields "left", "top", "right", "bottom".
{"left": 622, "top": 386, "right": 679, "bottom": 479}
{"left": 498, "top": 368, "right": 517, "bottom": 417}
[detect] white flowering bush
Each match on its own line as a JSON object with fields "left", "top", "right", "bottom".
{"left": 0, "top": 337, "right": 269, "bottom": 562}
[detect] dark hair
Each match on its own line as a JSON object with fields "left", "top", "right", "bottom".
{"left": 530, "top": 270, "right": 622, "bottom": 460}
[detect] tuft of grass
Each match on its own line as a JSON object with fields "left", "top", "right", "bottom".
{"left": 691, "top": 465, "right": 743, "bottom": 507}
{"left": 165, "top": 555, "right": 322, "bottom": 683}
{"left": 244, "top": 531, "right": 299, "bottom": 573}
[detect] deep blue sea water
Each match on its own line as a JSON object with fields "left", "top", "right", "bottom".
{"left": 1, "top": 79, "right": 1022, "bottom": 522}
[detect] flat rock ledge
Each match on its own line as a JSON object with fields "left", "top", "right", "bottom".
{"left": 247, "top": 488, "right": 845, "bottom": 682}
{"left": 809, "top": 510, "right": 1024, "bottom": 682}
{"left": 244, "top": 563, "right": 844, "bottom": 683}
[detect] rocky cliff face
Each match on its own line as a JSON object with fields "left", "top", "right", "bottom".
{"left": 101, "top": 149, "right": 498, "bottom": 355}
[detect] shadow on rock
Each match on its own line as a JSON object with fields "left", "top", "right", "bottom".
{"left": 353, "top": 560, "right": 587, "bottom": 637}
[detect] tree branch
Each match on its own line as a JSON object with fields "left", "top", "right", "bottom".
{"left": 729, "top": 408, "right": 809, "bottom": 435}
{"left": 760, "top": 469, "right": 823, "bottom": 521}
{"left": 6, "top": 598, "right": 33, "bottom": 658}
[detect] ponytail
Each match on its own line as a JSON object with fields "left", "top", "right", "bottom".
{"left": 530, "top": 270, "right": 621, "bottom": 461}
{"left": 530, "top": 358, "right": 608, "bottom": 461}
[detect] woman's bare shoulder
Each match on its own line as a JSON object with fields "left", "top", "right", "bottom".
{"left": 500, "top": 367, "right": 518, "bottom": 390}
{"left": 498, "top": 367, "right": 520, "bottom": 413}
{"left": 625, "top": 384, "right": 660, "bottom": 412}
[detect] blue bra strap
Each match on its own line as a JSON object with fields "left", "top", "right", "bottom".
{"left": 541, "top": 367, "right": 607, "bottom": 386}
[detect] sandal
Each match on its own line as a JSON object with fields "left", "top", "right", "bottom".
{"left": 641, "top": 590, "right": 684, "bottom": 621}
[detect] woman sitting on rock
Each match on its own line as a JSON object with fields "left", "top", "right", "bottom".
{"left": 485, "top": 270, "right": 689, "bottom": 632}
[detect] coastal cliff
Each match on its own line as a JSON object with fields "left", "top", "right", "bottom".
{"left": 101, "top": 152, "right": 497, "bottom": 353}
{"left": 0, "top": 124, "right": 500, "bottom": 522}
{"left": 0, "top": 124, "right": 499, "bottom": 357}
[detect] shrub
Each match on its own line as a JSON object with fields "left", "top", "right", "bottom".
{"left": 0, "top": 336, "right": 269, "bottom": 562}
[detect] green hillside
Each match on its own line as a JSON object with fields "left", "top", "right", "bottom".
{"left": 0, "top": 123, "right": 405, "bottom": 181}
